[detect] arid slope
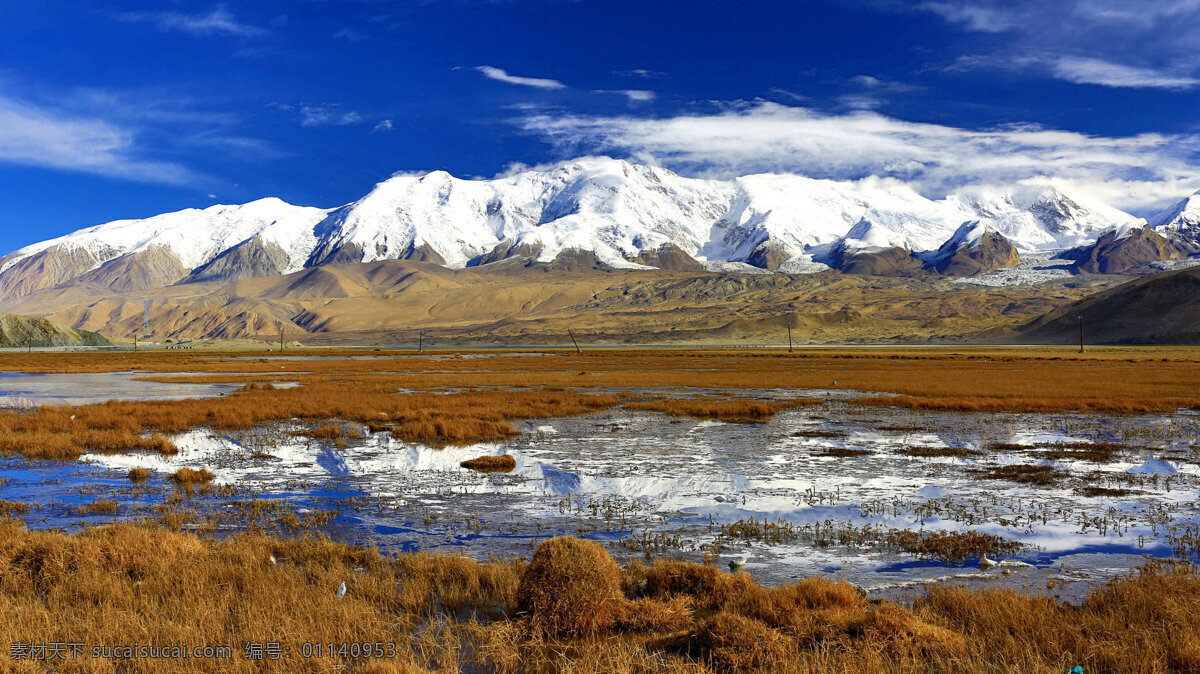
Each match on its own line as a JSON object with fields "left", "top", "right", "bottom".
{"left": 0, "top": 260, "right": 1120, "bottom": 344}
{"left": 1018, "top": 266, "right": 1200, "bottom": 344}
{"left": 0, "top": 312, "right": 111, "bottom": 348}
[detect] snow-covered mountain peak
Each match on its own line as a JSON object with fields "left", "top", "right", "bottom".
{"left": 1, "top": 157, "right": 1193, "bottom": 297}
{"left": 1150, "top": 189, "right": 1200, "bottom": 232}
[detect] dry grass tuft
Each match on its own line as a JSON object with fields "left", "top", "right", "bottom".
{"left": 516, "top": 537, "right": 625, "bottom": 636}
{"left": 143, "top": 433, "right": 178, "bottom": 454}
{"left": 128, "top": 466, "right": 151, "bottom": 482}
{"left": 885, "top": 530, "right": 1022, "bottom": 564}
{"left": 1077, "top": 486, "right": 1136, "bottom": 498}
{"left": 899, "top": 445, "right": 981, "bottom": 458}
{"left": 976, "top": 464, "right": 1068, "bottom": 486}
{"left": 171, "top": 467, "right": 215, "bottom": 488}
{"left": 630, "top": 559, "right": 754, "bottom": 611}
{"left": 300, "top": 423, "right": 345, "bottom": 440}
{"left": 1039, "top": 442, "right": 1122, "bottom": 462}
{"left": 0, "top": 500, "right": 30, "bottom": 517}
{"left": 75, "top": 499, "right": 119, "bottom": 515}
{"left": 615, "top": 596, "right": 693, "bottom": 632}
{"left": 460, "top": 454, "right": 517, "bottom": 473}
{"left": 849, "top": 603, "right": 968, "bottom": 658}
{"left": 817, "top": 447, "right": 872, "bottom": 458}
{"left": 693, "top": 613, "right": 790, "bottom": 671}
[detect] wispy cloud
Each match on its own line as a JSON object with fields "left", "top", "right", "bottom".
{"left": 893, "top": 0, "right": 1200, "bottom": 89}
{"left": 1050, "top": 56, "right": 1199, "bottom": 89}
{"left": 473, "top": 66, "right": 566, "bottom": 90}
{"left": 0, "top": 92, "right": 197, "bottom": 185}
{"left": 333, "top": 28, "right": 368, "bottom": 42}
{"left": 838, "top": 75, "right": 923, "bottom": 109}
{"left": 297, "top": 104, "right": 363, "bottom": 127}
{"left": 615, "top": 69, "right": 666, "bottom": 79}
{"left": 917, "top": 2, "right": 1019, "bottom": 32}
{"left": 516, "top": 101, "right": 1200, "bottom": 213}
{"left": 372, "top": 119, "right": 394, "bottom": 133}
{"left": 596, "top": 89, "right": 656, "bottom": 103}
{"left": 117, "top": 6, "right": 266, "bottom": 38}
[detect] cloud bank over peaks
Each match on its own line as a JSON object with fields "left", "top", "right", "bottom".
{"left": 516, "top": 101, "right": 1200, "bottom": 214}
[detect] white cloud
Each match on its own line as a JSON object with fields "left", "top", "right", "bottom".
{"left": 1050, "top": 56, "right": 1199, "bottom": 89}
{"left": 474, "top": 66, "right": 566, "bottom": 90}
{"left": 949, "top": 53, "right": 1199, "bottom": 90}
{"left": 517, "top": 101, "right": 1200, "bottom": 213}
{"left": 900, "top": 0, "right": 1200, "bottom": 89}
{"left": 838, "top": 76, "right": 923, "bottom": 109}
{"left": 372, "top": 119, "right": 394, "bottom": 133}
{"left": 0, "top": 93, "right": 197, "bottom": 185}
{"left": 298, "top": 105, "right": 363, "bottom": 127}
{"left": 118, "top": 6, "right": 266, "bottom": 38}
{"left": 596, "top": 89, "right": 656, "bottom": 103}
{"left": 616, "top": 69, "right": 666, "bottom": 79}
{"left": 917, "top": 2, "right": 1020, "bottom": 32}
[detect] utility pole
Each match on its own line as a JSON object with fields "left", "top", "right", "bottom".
{"left": 279, "top": 324, "right": 285, "bottom": 353}
{"left": 1078, "top": 315, "right": 1085, "bottom": 354}
{"left": 418, "top": 330, "right": 423, "bottom": 353}
{"left": 568, "top": 328, "right": 581, "bottom": 354}
{"left": 27, "top": 336, "right": 31, "bottom": 353}
{"left": 787, "top": 323, "right": 793, "bottom": 353}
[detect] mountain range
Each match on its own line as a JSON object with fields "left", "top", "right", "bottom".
{"left": 2, "top": 157, "right": 1199, "bottom": 344}
{"left": 5, "top": 157, "right": 1199, "bottom": 304}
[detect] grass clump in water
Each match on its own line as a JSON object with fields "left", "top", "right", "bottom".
{"left": 899, "top": 446, "right": 981, "bottom": 458}
{"left": 0, "top": 500, "right": 30, "bottom": 517}
{"left": 128, "top": 467, "right": 151, "bottom": 482}
{"left": 975, "top": 464, "right": 1067, "bottom": 487}
{"left": 75, "top": 500, "right": 119, "bottom": 515}
{"left": 1039, "top": 442, "right": 1122, "bottom": 462}
{"left": 818, "top": 448, "right": 872, "bottom": 458}
{"left": 793, "top": 430, "right": 845, "bottom": 438}
{"left": 885, "top": 530, "right": 1023, "bottom": 564}
{"left": 171, "top": 467, "right": 215, "bottom": 489}
{"left": 460, "top": 454, "right": 517, "bottom": 473}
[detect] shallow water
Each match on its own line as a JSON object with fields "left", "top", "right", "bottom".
{"left": 4, "top": 396, "right": 1200, "bottom": 603}
{"left": 0, "top": 371, "right": 252, "bottom": 407}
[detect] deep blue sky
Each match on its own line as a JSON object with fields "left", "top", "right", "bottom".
{"left": 1, "top": 0, "right": 1198, "bottom": 252}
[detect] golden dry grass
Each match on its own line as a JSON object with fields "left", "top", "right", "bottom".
{"left": 627, "top": 398, "right": 811, "bottom": 422}
{"left": 0, "top": 500, "right": 30, "bottom": 517}
{"left": 171, "top": 467, "right": 215, "bottom": 488}
{"left": 0, "top": 346, "right": 1197, "bottom": 463}
{"left": 1, "top": 524, "right": 1198, "bottom": 672}
{"left": 516, "top": 537, "right": 625, "bottom": 636}
{"left": 0, "top": 384, "right": 618, "bottom": 459}
{"left": 127, "top": 467, "right": 151, "bottom": 482}
{"left": 74, "top": 499, "right": 119, "bottom": 515}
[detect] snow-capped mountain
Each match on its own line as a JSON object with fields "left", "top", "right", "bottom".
{"left": 1150, "top": 190, "right": 1200, "bottom": 246}
{"left": 0, "top": 198, "right": 329, "bottom": 296}
{"left": 306, "top": 159, "right": 733, "bottom": 268}
{"left": 0, "top": 157, "right": 1192, "bottom": 299}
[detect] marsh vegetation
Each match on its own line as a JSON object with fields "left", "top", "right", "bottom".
{"left": 2, "top": 347, "right": 1200, "bottom": 670}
